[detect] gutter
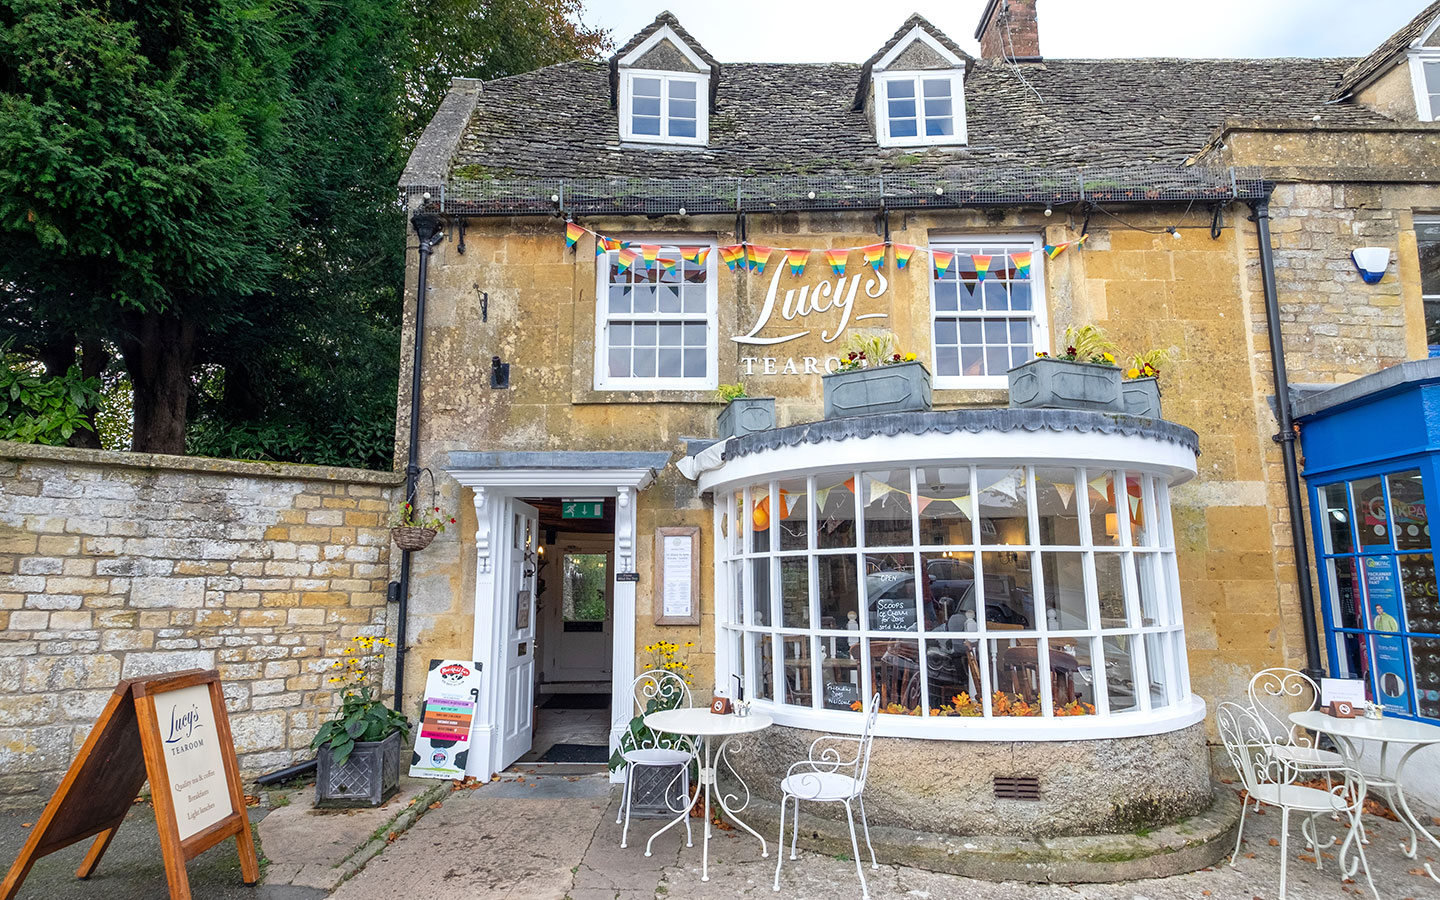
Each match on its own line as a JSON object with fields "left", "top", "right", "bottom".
{"left": 395, "top": 210, "right": 445, "bottom": 710}
{"left": 1247, "top": 196, "right": 1324, "bottom": 680}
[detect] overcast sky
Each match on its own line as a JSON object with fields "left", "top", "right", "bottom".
{"left": 585, "top": 1, "right": 1425, "bottom": 62}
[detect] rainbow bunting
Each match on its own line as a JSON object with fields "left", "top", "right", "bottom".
{"left": 660, "top": 256, "right": 678, "bottom": 275}
{"left": 932, "top": 250, "right": 955, "bottom": 279}
{"left": 1010, "top": 251, "right": 1033, "bottom": 278}
{"left": 785, "top": 248, "right": 810, "bottom": 276}
{"left": 862, "top": 243, "right": 887, "bottom": 272}
{"left": 894, "top": 244, "right": 916, "bottom": 270}
{"left": 615, "top": 248, "right": 639, "bottom": 274}
{"left": 640, "top": 244, "right": 660, "bottom": 270}
{"left": 680, "top": 247, "right": 709, "bottom": 267}
{"left": 565, "top": 222, "right": 585, "bottom": 249}
{"left": 824, "top": 248, "right": 850, "bottom": 276}
{"left": 1044, "top": 234, "right": 1088, "bottom": 260}
{"left": 594, "top": 239, "right": 607, "bottom": 257}
{"left": 972, "top": 254, "right": 993, "bottom": 282}
{"left": 719, "top": 244, "right": 745, "bottom": 271}
{"left": 747, "top": 245, "right": 773, "bottom": 274}
{"left": 600, "top": 236, "right": 624, "bottom": 252}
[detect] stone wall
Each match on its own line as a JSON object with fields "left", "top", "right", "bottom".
{"left": 0, "top": 442, "right": 400, "bottom": 808}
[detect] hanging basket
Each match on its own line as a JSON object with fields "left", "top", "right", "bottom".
{"left": 391, "top": 526, "right": 437, "bottom": 552}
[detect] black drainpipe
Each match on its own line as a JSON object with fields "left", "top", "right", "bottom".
{"left": 1248, "top": 196, "right": 1324, "bottom": 681}
{"left": 395, "top": 210, "right": 444, "bottom": 710}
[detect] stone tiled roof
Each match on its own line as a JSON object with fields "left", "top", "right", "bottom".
{"left": 451, "top": 56, "right": 1387, "bottom": 180}
{"left": 1334, "top": 0, "right": 1440, "bottom": 98}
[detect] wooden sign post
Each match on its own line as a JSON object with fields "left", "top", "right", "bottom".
{"left": 1, "top": 670, "right": 258, "bottom": 900}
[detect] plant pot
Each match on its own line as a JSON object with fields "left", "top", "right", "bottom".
{"left": 392, "top": 526, "right": 436, "bottom": 551}
{"left": 1121, "top": 377, "right": 1162, "bottom": 418}
{"left": 822, "top": 361, "right": 932, "bottom": 419}
{"left": 716, "top": 397, "right": 776, "bottom": 438}
{"left": 315, "top": 731, "right": 402, "bottom": 808}
{"left": 627, "top": 762, "right": 692, "bottom": 819}
{"left": 1007, "top": 357, "right": 1122, "bottom": 413}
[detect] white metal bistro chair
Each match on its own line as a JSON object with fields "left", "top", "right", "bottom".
{"left": 615, "top": 670, "right": 696, "bottom": 850}
{"left": 1216, "top": 701, "right": 1377, "bottom": 900}
{"left": 1246, "top": 667, "right": 1346, "bottom": 779}
{"left": 773, "top": 693, "right": 881, "bottom": 899}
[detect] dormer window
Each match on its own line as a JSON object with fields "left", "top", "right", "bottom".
{"left": 877, "top": 71, "right": 965, "bottom": 145}
{"left": 1410, "top": 52, "right": 1440, "bottom": 120}
{"left": 622, "top": 71, "right": 706, "bottom": 144}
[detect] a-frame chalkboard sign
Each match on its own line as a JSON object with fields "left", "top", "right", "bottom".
{"left": 1, "top": 670, "right": 258, "bottom": 900}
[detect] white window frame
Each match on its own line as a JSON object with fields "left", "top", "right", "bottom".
{"left": 928, "top": 234, "right": 1050, "bottom": 391}
{"left": 619, "top": 69, "right": 708, "bottom": 146}
{"left": 593, "top": 237, "right": 718, "bottom": 391}
{"left": 875, "top": 69, "right": 967, "bottom": 147}
{"left": 1418, "top": 214, "right": 1440, "bottom": 356}
{"left": 1408, "top": 50, "right": 1440, "bottom": 121}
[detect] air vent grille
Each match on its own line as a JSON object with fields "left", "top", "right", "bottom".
{"left": 993, "top": 776, "right": 1041, "bottom": 800}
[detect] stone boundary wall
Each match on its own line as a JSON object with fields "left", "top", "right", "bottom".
{"left": 0, "top": 442, "right": 402, "bottom": 808}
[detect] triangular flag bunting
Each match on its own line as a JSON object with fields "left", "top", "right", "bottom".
{"left": 1088, "top": 474, "right": 1109, "bottom": 500}
{"left": 932, "top": 250, "right": 955, "bottom": 279}
{"left": 747, "top": 245, "right": 773, "bottom": 274}
{"left": 894, "top": 244, "right": 916, "bottom": 270}
{"left": 916, "top": 496, "right": 934, "bottom": 515}
{"left": 1010, "top": 251, "right": 1033, "bottom": 278}
{"left": 785, "top": 249, "right": 810, "bottom": 276}
{"left": 752, "top": 495, "right": 771, "bottom": 531}
{"left": 1052, "top": 481, "right": 1075, "bottom": 510}
{"left": 719, "top": 245, "right": 745, "bottom": 271}
{"left": 680, "top": 247, "right": 710, "bottom": 267}
{"left": 866, "top": 477, "right": 893, "bottom": 507}
{"left": 565, "top": 222, "right": 585, "bottom": 249}
{"left": 780, "top": 490, "right": 802, "bottom": 517}
{"left": 1043, "top": 243, "right": 1066, "bottom": 260}
{"left": 842, "top": 477, "right": 856, "bottom": 495}
{"left": 972, "top": 254, "right": 992, "bottom": 282}
{"left": 660, "top": 256, "right": 678, "bottom": 275}
{"left": 615, "top": 248, "right": 639, "bottom": 274}
{"left": 640, "top": 244, "right": 661, "bottom": 270}
{"left": 825, "top": 248, "right": 850, "bottom": 276}
{"left": 862, "top": 243, "right": 887, "bottom": 272}
{"left": 953, "top": 495, "right": 974, "bottom": 520}
{"left": 814, "top": 486, "right": 834, "bottom": 512}
{"left": 594, "top": 239, "right": 607, "bottom": 257}
{"left": 601, "top": 236, "right": 624, "bottom": 252}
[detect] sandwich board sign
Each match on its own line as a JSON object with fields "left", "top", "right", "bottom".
{"left": 0, "top": 670, "right": 258, "bottom": 900}
{"left": 409, "top": 659, "right": 482, "bottom": 780}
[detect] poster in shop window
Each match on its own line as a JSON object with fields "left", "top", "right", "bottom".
{"left": 1362, "top": 556, "right": 1410, "bottom": 714}
{"left": 409, "top": 659, "right": 483, "bottom": 780}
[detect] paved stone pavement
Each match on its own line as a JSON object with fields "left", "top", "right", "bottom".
{"left": 327, "top": 772, "right": 1440, "bottom": 900}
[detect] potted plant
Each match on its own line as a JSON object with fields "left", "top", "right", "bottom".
{"left": 714, "top": 383, "right": 775, "bottom": 439}
{"left": 390, "top": 500, "right": 454, "bottom": 552}
{"left": 1008, "top": 325, "right": 1123, "bottom": 413}
{"left": 1121, "top": 348, "right": 1178, "bottom": 419}
{"left": 822, "top": 332, "right": 931, "bottom": 419}
{"left": 312, "top": 635, "right": 410, "bottom": 808}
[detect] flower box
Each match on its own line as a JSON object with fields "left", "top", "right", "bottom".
{"left": 315, "top": 731, "right": 402, "bottom": 808}
{"left": 822, "top": 361, "right": 932, "bottom": 419}
{"left": 1121, "top": 376, "right": 1162, "bottom": 418}
{"left": 1007, "top": 357, "right": 1123, "bottom": 413}
{"left": 716, "top": 397, "right": 776, "bottom": 438}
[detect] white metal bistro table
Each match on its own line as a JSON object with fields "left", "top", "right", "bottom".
{"left": 1290, "top": 710, "right": 1440, "bottom": 883}
{"left": 642, "top": 707, "right": 773, "bottom": 881}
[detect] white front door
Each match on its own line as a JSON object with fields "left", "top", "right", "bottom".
{"left": 499, "top": 500, "right": 539, "bottom": 770}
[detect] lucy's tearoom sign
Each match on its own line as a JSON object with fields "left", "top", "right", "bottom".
{"left": 733, "top": 264, "right": 890, "bottom": 376}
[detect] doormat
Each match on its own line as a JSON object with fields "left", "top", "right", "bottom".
{"left": 541, "top": 693, "right": 611, "bottom": 710}
{"left": 538, "top": 743, "right": 609, "bottom": 763}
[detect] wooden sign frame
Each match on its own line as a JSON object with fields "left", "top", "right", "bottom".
{"left": 654, "top": 525, "right": 700, "bottom": 626}
{"left": 1, "top": 670, "right": 258, "bottom": 900}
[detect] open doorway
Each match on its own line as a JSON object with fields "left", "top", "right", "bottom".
{"left": 519, "top": 497, "right": 615, "bottom": 765}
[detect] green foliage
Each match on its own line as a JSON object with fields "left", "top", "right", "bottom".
{"left": 0, "top": 351, "right": 101, "bottom": 445}
{"left": 607, "top": 682, "right": 689, "bottom": 774}
{"left": 715, "top": 383, "right": 748, "bottom": 403}
{"left": 311, "top": 685, "right": 411, "bottom": 767}
{"left": 186, "top": 413, "right": 396, "bottom": 470}
{"left": 1057, "top": 325, "right": 1120, "bottom": 366}
{"left": 564, "top": 553, "right": 608, "bottom": 620}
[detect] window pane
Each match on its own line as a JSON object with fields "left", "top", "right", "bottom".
{"left": 936, "top": 345, "right": 959, "bottom": 376}
{"left": 871, "top": 638, "right": 921, "bottom": 714}
{"left": 1035, "top": 468, "right": 1081, "bottom": 545}
{"left": 658, "top": 322, "right": 682, "bottom": 346}
{"left": 683, "top": 322, "right": 706, "bottom": 346}
{"left": 1042, "top": 551, "right": 1089, "bottom": 631}
{"left": 670, "top": 79, "right": 696, "bottom": 100}
{"left": 751, "top": 632, "right": 774, "bottom": 701}
{"left": 632, "top": 348, "right": 656, "bottom": 377}
{"left": 927, "top": 635, "right": 980, "bottom": 714}
{"left": 632, "top": 95, "right": 661, "bottom": 117}
{"left": 977, "top": 467, "right": 1028, "bottom": 545}
{"left": 1412, "top": 635, "right": 1440, "bottom": 719}
{"left": 867, "top": 556, "right": 918, "bottom": 634}
{"left": 1129, "top": 475, "right": 1157, "bottom": 547}
{"left": 1011, "top": 281, "right": 1032, "bottom": 311}
{"left": 979, "top": 550, "right": 1035, "bottom": 628}
{"left": 816, "top": 471, "right": 858, "bottom": 549}
{"left": 683, "top": 349, "right": 706, "bottom": 378}
{"left": 1403, "top": 553, "right": 1440, "bottom": 635}
{"left": 1103, "top": 635, "right": 1140, "bottom": 712}
{"left": 921, "top": 551, "right": 975, "bottom": 630}
{"left": 889, "top": 116, "right": 918, "bottom": 138}
{"left": 657, "top": 348, "right": 682, "bottom": 378}
{"left": 749, "top": 484, "right": 772, "bottom": 553}
{"left": 917, "top": 466, "right": 973, "bottom": 547}
{"left": 1087, "top": 470, "right": 1120, "bottom": 547}
{"left": 1062, "top": 637, "right": 1098, "bottom": 712}
{"left": 633, "top": 286, "right": 656, "bottom": 314}
{"left": 1420, "top": 222, "right": 1440, "bottom": 296}
{"left": 1134, "top": 553, "right": 1165, "bottom": 626}
{"left": 1095, "top": 552, "right": 1128, "bottom": 628}
{"left": 1426, "top": 61, "right": 1440, "bottom": 94}
{"left": 1145, "top": 632, "right": 1172, "bottom": 708}
{"left": 989, "top": 637, "right": 1043, "bottom": 716}
{"left": 657, "top": 285, "right": 681, "bottom": 313}
{"left": 633, "top": 77, "right": 662, "bottom": 97}
{"left": 779, "top": 477, "right": 809, "bottom": 552}
{"left": 608, "top": 349, "right": 629, "bottom": 377}
{"left": 752, "top": 556, "right": 772, "bottom": 626}
{"left": 934, "top": 279, "right": 958, "bottom": 312}
{"left": 669, "top": 98, "right": 696, "bottom": 119}
{"left": 781, "top": 557, "right": 811, "bottom": 629}
{"left": 609, "top": 284, "right": 631, "bottom": 313}
{"left": 562, "top": 554, "right": 608, "bottom": 622}
{"left": 610, "top": 322, "right": 631, "bottom": 346}
{"left": 862, "top": 469, "right": 912, "bottom": 547}
{"left": 922, "top": 78, "right": 950, "bottom": 98}
{"left": 1330, "top": 557, "right": 1364, "bottom": 631}
{"left": 1387, "top": 470, "right": 1429, "bottom": 551}
{"left": 1369, "top": 632, "right": 1411, "bottom": 714}
{"left": 887, "top": 79, "right": 915, "bottom": 98}
{"left": 779, "top": 635, "right": 814, "bottom": 707}
{"left": 924, "top": 115, "right": 954, "bottom": 137}
{"left": 817, "top": 553, "right": 861, "bottom": 644}
{"left": 1353, "top": 475, "right": 1390, "bottom": 548}
{"left": 632, "top": 116, "right": 661, "bottom": 135}
{"left": 669, "top": 117, "right": 697, "bottom": 139}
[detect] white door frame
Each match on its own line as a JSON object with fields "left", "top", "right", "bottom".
{"left": 448, "top": 466, "right": 658, "bottom": 782}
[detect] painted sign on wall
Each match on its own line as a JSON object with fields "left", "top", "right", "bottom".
{"left": 733, "top": 265, "right": 890, "bottom": 348}
{"left": 409, "top": 659, "right": 484, "bottom": 780}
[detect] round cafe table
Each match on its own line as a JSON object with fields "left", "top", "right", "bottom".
{"left": 642, "top": 706, "right": 773, "bottom": 882}
{"left": 1290, "top": 710, "right": 1440, "bottom": 883}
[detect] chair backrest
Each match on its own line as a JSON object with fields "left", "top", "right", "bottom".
{"left": 1216, "top": 700, "right": 1285, "bottom": 793}
{"left": 856, "top": 692, "right": 882, "bottom": 790}
{"left": 631, "top": 669, "right": 692, "bottom": 718}
{"left": 1247, "top": 667, "right": 1320, "bottom": 746}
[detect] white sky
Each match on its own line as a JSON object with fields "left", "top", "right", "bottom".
{"left": 584, "top": 1, "right": 1426, "bottom": 62}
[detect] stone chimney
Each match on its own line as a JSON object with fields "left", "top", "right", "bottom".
{"left": 975, "top": 0, "right": 1041, "bottom": 61}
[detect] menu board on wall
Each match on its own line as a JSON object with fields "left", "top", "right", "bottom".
{"left": 654, "top": 526, "right": 700, "bottom": 626}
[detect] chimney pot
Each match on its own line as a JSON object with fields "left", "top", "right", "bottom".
{"left": 975, "top": 0, "right": 1041, "bottom": 61}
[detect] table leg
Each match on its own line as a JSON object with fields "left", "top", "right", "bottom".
{"left": 1387, "top": 744, "right": 1440, "bottom": 884}
{"left": 714, "top": 734, "right": 769, "bottom": 859}
{"left": 643, "top": 756, "right": 699, "bottom": 858}
{"left": 701, "top": 736, "right": 713, "bottom": 881}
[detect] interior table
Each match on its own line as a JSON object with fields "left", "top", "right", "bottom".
{"left": 1290, "top": 710, "right": 1440, "bottom": 883}
{"left": 642, "top": 707, "right": 773, "bottom": 882}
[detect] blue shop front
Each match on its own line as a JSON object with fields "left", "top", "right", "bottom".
{"left": 1295, "top": 359, "right": 1440, "bottom": 723}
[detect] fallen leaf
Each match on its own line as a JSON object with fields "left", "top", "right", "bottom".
{"left": 1408, "top": 868, "right": 1426, "bottom": 876}
{"left": 19, "top": 823, "right": 31, "bottom": 829}
{"left": 1298, "top": 854, "right": 1316, "bottom": 863}
{"left": 1201, "top": 891, "right": 1211, "bottom": 896}
{"left": 1269, "top": 838, "right": 1280, "bottom": 847}
{"left": 386, "top": 832, "right": 398, "bottom": 843}
{"left": 243, "top": 794, "right": 260, "bottom": 807}
{"left": 428, "top": 802, "right": 442, "bottom": 810}
{"left": 491, "top": 776, "right": 499, "bottom": 782}
{"left": 1245, "top": 853, "right": 1256, "bottom": 859}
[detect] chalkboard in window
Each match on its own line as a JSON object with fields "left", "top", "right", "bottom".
{"left": 824, "top": 680, "right": 861, "bottom": 711}
{"left": 873, "top": 595, "right": 914, "bottom": 632}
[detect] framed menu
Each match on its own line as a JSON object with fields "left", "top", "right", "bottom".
{"left": 654, "top": 526, "right": 700, "bottom": 625}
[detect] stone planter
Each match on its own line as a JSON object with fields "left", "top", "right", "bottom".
{"left": 823, "top": 361, "right": 932, "bottom": 419}
{"left": 717, "top": 397, "right": 776, "bottom": 438}
{"left": 1007, "top": 357, "right": 1122, "bottom": 413}
{"left": 627, "top": 762, "right": 692, "bottom": 818}
{"left": 315, "top": 731, "right": 401, "bottom": 808}
{"left": 1121, "top": 377, "right": 1162, "bottom": 418}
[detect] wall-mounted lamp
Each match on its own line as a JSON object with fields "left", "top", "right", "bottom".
{"left": 1104, "top": 512, "right": 1119, "bottom": 538}
{"left": 1351, "top": 247, "right": 1391, "bottom": 284}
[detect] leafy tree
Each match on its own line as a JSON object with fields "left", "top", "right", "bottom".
{"left": 0, "top": 346, "right": 102, "bottom": 445}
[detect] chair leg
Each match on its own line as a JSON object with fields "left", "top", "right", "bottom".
{"left": 620, "top": 766, "right": 634, "bottom": 849}
{"left": 843, "top": 800, "right": 869, "bottom": 900}
{"left": 1279, "top": 806, "right": 1291, "bottom": 900}
{"left": 616, "top": 764, "right": 627, "bottom": 825}
{"left": 790, "top": 795, "right": 801, "bottom": 860}
{"left": 773, "top": 794, "right": 788, "bottom": 893}
{"left": 1348, "top": 811, "right": 1380, "bottom": 900}
{"left": 857, "top": 795, "right": 878, "bottom": 869}
{"left": 1230, "top": 796, "right": 1249, "bottom": 866}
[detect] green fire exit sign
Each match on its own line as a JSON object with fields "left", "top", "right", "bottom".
{"left": 562, "top": 500, "right": 603, "bottom": 519}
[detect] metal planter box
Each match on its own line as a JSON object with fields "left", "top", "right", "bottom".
{"left": 315, "top": 731, "right": 402, "bottom": 808}
{"left": 716, "top": 397, "right": 776, "bottom": 438}
{"left": 1008, "top": 358, "right": 1123, "bottom": 413}
{"left": 1121, "top": 377, "right": 1162, "bottom": 418}
{"left": 628, "top": 762, "right": 692, "bottom": 818}
{"left": 823, "top": 361, "right": 932, "bottom": 419}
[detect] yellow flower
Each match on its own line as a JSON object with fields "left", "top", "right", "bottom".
{"left": 1126, "top": 367, "right": 1140, "bottom": 379}
{"left": 904, "top": 352, "right": 917, "bottom": 362}
{"left": 1102, "top": 352, "right": 1115, "bottom": 364}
